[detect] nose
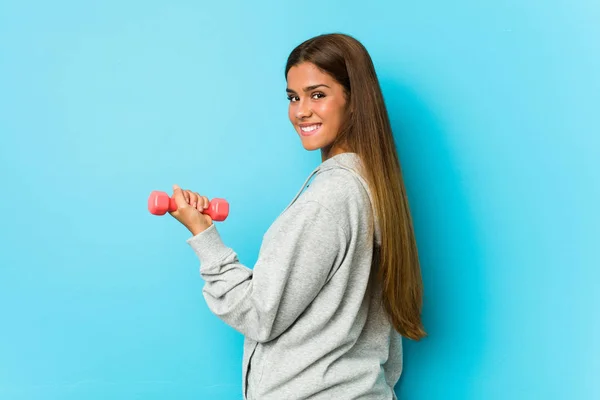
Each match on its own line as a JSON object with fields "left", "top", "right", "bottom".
{"left": 295, "top": 98, "right": 312, "bottom": 120}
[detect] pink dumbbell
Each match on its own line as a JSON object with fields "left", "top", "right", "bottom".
{"left": 148, "top": 190, "right": 229, "bottom": 221}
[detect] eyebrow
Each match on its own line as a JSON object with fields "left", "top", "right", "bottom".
{"left": 286, "top": 84, "right": 330, "bottom": 93}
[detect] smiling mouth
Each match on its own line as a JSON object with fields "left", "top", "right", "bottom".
{"left": 299, "top": 123, "right": 322, "bottom": 136}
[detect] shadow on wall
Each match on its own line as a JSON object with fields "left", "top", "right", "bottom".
{"left": 379, "top": 76, "right": 488, "bottom": 399}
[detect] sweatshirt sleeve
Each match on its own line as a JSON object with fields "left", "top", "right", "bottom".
{"left": 186, "top": 199, "right": 348, "bottom": 343}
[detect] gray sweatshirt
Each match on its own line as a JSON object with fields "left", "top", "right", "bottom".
{"left": 187, "top": 152, "right": 403, "bottom": 399}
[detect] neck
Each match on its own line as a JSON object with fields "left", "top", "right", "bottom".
{"left": 321, "top": 145, "right": 348, "bottom": 162}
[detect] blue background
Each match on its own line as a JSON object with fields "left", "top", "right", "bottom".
{"left": 1, "top": 1, "right": 598, "bottom": 399}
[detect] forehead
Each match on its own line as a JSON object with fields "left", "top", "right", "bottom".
{"left": 286, "top": 62, "right": 337, "bottom": 87}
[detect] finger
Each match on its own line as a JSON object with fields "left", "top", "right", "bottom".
{"left": 172, "top": 184, "right": 189, "bottom": 208}
{"left": 192, "top": 192, "right": 203, "bottom": 211}
{"left": 186, "top": 190, "right": 199, "bottom": 209}
{"left": 202, "top": 196, "right": 209, "bottom": 209}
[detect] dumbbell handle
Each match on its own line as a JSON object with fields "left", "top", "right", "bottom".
{"left": 148, "top": 190, "right": 229, "bottom": 221}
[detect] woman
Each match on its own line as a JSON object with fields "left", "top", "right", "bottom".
{"left": 169, "top": 33, "right": 426, "bottom": 399}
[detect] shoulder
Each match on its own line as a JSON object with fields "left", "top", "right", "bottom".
{"left": 300, "top": 167, "right": 371, "bottom": 220}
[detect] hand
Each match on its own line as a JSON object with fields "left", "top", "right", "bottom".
{"left": 169, "top": 184, "right": 213, "bottom": 235}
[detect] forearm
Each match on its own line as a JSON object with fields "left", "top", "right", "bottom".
{"left": 186, "top": 200, "right": 346, "bottom": 343}
{"left": 187, "top": 225, "right": 276, "bottom": 341}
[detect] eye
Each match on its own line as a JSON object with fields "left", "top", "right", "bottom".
{"left": 287, "top": 94, "right": 299, "bottom": 102}
{"left": 312, "top": 92, "right": 325, "bottom": 100}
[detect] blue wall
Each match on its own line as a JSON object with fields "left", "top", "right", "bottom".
{"left": 1, "top": 1, "right": 598, "bottom": 399}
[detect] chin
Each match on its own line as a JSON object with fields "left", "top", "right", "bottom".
{"left": 297, "top": 127, "right": 334, "bottom": 151}
{"left": 299, "top": 136, "right": 324, "bottom": 151}
{"left": 300, "top": 143, "right": 321, "bottom": 151}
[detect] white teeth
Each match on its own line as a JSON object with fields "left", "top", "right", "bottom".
{"left": 301, "top": 124, "right": 321, "bottom": 132}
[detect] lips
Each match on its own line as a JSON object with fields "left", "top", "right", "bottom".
{"left": 299, "top": 123, "right": 322, "bottom": 137}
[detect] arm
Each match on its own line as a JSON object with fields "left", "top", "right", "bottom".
{"left": 186, "top": 199, "right": 348, "bottom": 343}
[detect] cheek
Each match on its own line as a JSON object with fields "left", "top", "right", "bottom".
{"left": 314, "top": 102, "right": 332, "bottom": 121}
{"left": 316, "top": 101, "right": 343, "bottom": 126}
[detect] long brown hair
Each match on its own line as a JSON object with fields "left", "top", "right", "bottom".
{"left": 285, "top": 33, "right": 426, "bottom": 340}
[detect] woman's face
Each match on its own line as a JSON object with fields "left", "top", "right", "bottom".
{"left": 286, "top": 62, "right": 348, "bottom": 159}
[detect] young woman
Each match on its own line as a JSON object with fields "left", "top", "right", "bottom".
{"left": 169, "top": 33, "right": 426, "bottom": 400}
